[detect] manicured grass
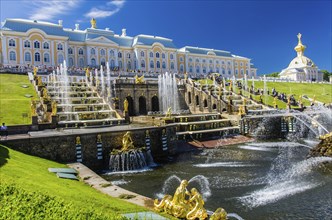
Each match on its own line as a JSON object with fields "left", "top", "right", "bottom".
{"left": 0, "top": 74, "right": 38, "bottom": 125}
{"left": 0, "top": 145, "right": 146, "bottom": 219}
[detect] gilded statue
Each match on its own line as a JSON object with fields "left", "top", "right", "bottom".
{"left": 154, "top": 179, "right": 227, "bottom": 220}
{"left": 229, "top": 81, "right": 232, "bottom": 91}
{"left": 37, "top": 76, "right": 43, "bottom": 86}
{"left": 90, "top": 18, "right": 96, "bottom": 28}
{"left": 85, "top": 68, "right": 90, "bottom": 78}
{"left": 33, "top": 66, "right": 38, "bottom": 77}
{"left": 51, "top": 100, "right": 57, "bottom": 115}
{"left": 97, "top": 134, "right": 102, "bottom": 143}
{"left": 135, "top": 74, "right": 145, "bottom": 84}
{"left": 31, "top": 99, "right": 37, "bottom": 116}
{"left": 123, "top": 99, "right": 129, "bottom": 112}
{"left": 165, "top": 107, "right": 172, "bottom": 119}
{"left": 145, "top": 130, "right": 150, "bottom": 137}
{"left": 121, "top": 131, "right": 135, "bottom": 151}
{"left": 273, "top": 96, "right": 277, "bottom": 108}
{"left": 76, "top": 136, "right": 81, "bottom": 145}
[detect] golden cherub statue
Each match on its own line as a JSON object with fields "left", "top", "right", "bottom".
{"left": 123, "top": 99, "right": 129, "bottom": 112}
{"left": 121, "top": 131, "right": 135, "bottom": 151}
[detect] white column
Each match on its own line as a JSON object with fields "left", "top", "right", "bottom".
{"left": 51, "top": 41, "right": 55, "bottom": 66}
{"left": 115, "top": 49, "right": 118, "bottom": 66}
{"left": 19, "top": 38, "right": 23, "bottom": 65}
{"left": 2, "top": 36, "right": 8, "bottom": 65}
{"left": 87, "top": 47, "right": 91, "bottom": 65}
{"left": 174, "top": 52, "right": 178, "bottom": 73}
{"left": 64, "top": 41, "right": 69, "bottom": 64}
{"left": 185, "top": 53, "right": 189, "bottom": 73}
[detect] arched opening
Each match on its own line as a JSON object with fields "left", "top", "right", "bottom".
{"left": 151, "top": 96, "right": 159, "bottom": 112}
{"left": 195, "top": 95, "right": 199, "bottom": 106}
{"left": 126, "top": 96, "right": 134, "bottom": 116}
{"left": 212, "top": 103, "right": 217, "bottom": 110}
{"left": 101, "top": 59, "right": 106, "bottom": 66}
{"left": 204, "top": 99, "right": 208, "bottom": 108}
{"left": 188, "top": 92, "right": 192, "bottom": 104}
{"left": 139, "top": 96, "right": 147, "bottom": 115}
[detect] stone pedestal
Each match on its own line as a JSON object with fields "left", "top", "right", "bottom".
{"left": 124, "top": 111, "right": 130, "bottom": 123}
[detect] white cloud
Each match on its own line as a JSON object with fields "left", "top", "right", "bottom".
{"left": 85, "top": 0, "right": 125, "bottom": 19}
{"left": 29, "top": 0, "right": 80, "bottom": 21}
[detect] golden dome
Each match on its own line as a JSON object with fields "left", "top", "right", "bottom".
{"left": 294, "top": 33, "right": 306, "bottom": 54}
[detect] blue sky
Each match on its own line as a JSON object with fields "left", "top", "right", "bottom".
{"left": 1, "top": 0, "right": 331, "bottom": 74}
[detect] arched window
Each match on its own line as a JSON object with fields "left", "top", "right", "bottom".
{"left": 162, "top": 61, "right": 166, "bottom": 69}
{"left": 57, "top": 43, "right": 63, "bottom": 50}
{"left": 100, "top": 49, "right": 105, "bottom": 56}
{"left": 171, "top": 62, "right": 174, "bottom": 70}
{"left": 189, "top": 58, "right": 193, "bottom": 62}
{"left": 58, "top": 54, "right": 64, "bottom": 64}
{"left": 118, "top": 52, "right": 122, "bottom": 58}
{"left": 91, "top": 48, "right": 95, "bottom": 55}
{"left": 149, "top": 52, "right": 153, "bottom": 58}
{"left": 180, "top": 64, "right": 184, "bottom": 72}
{"left": 180, "top": 57, "right": 183, "bottom": 62}
{"left": 228, "top": 69, "right": 231, "bottom": 75}
{"left": 79, "top": 58, "right": 84, "bottom": 67}
{"left": 196, "top": 65, "right": 200, "bottom": 73}
{"left": 24, "top": 52, "right": 31, "bottom": 62}
{"left": 241, "top": 69, "right": 244, "bottom": 75}
{"left": 9, "top": 51, "right": 16, "bottom": 61}
{"left": 140, "top": 51, "right": 144, "bottom": 57}
{"left": 110, "top": 59, "right": 115, "bottom": 68}
{"left": 203, "top": 59, "right": 206, "bottom": 63}
{"left": 69, "top": 57, "right": 74, "bottom": 67}
{"left": 110, "top": 50, "right": 114, "bottom": 57}
{"left": 34, "top": 52, "right": 40, "bottom": 62}
{"left": 156, "top": 61, "right": 160, "bottom": 68}
{"left": 203, "top": 67, "right": 206, "bottom": 74}
{"left": 118, "top": 60, "right": 122, "bottom": 69}
{"left": 127, "top": 61, "right": 131, "bottom": 70}
{"left": 170, "top": 54, "right": 174, "bottom": 59}
{"left": 24, "top": 40, "right": 30, "bottom": 48}
{"left": 127, "top": 53, "right": 131, "bottom": 59}
{"left": 44, "top": 53, "right": 50, "bottom": 63}
{"left": 141, "top": 60, "right": 145, "bottom": 68}
{"left": 216, "top": 68, "right": 219, "bottom": 73}
{"left": 196, "top": 59, "right": 199, "bottom": 63}
{"left": 91, "top": 58, "right": 96, "bottom": 66}
{"left": 9, "top": 39, "right": 15, "bottom": 47}
{"left": 79, "top": 48, "right": 84, "bottom": 55}
{"left": 101, "top": 58, "right": 106, "bottom": 66}
{"left": 150, "top": 60, "right": 154, "bottom": 68}
{"left": 34, "top": 41, "right": 40, "bottom": 49}
{"left": 156, "top": 52, "right": 160, "bottom": 58}
{"left": 222, "top": 68, "right": 225, "bottom": 74}
{"left": 189, "top": 65, "right": 193, "bottom": 73}
{"left": 235, "top": 69, "right": 238, "bottom": 75}
{"left": 162, "top": 53, "right": 166, "bottom": 59}
{"left": 68, "top": 47, "right": 73, "bottom": 54}
{"left": 43, "top": 42, "right": 49, "bottom": 49}
{"left": 246, "top": 70, "right": 249, "bottom": 75}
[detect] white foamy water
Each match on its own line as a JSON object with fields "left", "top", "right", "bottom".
{"left": 104, "top": 168, "right": 152, "bottom": 175}
{"left": 248, "top": 142, "right": 312, "bottom": 149}
{"left": 194, "top": 162, "right": 256, "bottom": 168}
{"left": 238, "top": 145, "right": 275, "bottom": 152}
{"left": 111, "top": 179, "right": 130, "bottom": 185}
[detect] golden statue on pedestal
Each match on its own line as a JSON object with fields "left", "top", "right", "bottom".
{"left": 51, "top": 100, "right": 57, "bottom": 116}
{"left": 154, "top": 179, "right": 227, "bottom": 220}
{"left": 121, "top": 131, "right": 135, "bottom": 151}
{"left": 123, "top": 99, "right": 129, "bottom": 112}
{"left": 273, "top": 96, "right": 278, "bottom": 108}
{"left": 33, "top": 66, "right": 38, "bottom": 77}
{"left": 164, "top": 107, "right": 172, "bottom": 119}
{"left": 76, "top": 136, "right": 81, "bottom": 145}
{"left": 37, "top": 76, "right": 43, "bottom": 86}
{"left": 31, "top": 99, "right": 37, "bottom": 116}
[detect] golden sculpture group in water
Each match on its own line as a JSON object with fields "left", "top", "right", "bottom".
{"left": 154, "top": 180, "right": 227, "bottom": 220}
{"left": 121, "top": 131, "right": 135, "bottom": 151}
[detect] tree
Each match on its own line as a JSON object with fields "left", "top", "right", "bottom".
{"left": 265, "top": 72, "right": 280, "bottom": 77}
{"left": 321, "top": 70, "right": 332, "bottom": 82}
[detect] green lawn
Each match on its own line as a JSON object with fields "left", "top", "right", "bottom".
{"left": 0, "top": 145, "right": 146, "bottom": 219}
{"left": 0, "top": 74, "right": 38, "bottom": 125}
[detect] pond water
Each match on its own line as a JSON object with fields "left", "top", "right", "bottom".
{"left": 103, "top": 141, "right": 332, "bottom": 219}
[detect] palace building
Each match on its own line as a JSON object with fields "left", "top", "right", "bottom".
{"left": 0, "top": 18, "right": 257, "bottom": 78}
{"left": 279, "top": 33, "right": 323, "bottom": 82}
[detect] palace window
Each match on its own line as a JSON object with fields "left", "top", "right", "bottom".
{"left": 228, "top": 69, "right": 231, "bottom": 74}
{"left": 118, "top": 60, "right": 122, "bottom": 68}
{"left": 57, "top": 43, "right": 63, "bottom": 50}
{"left": 189, "top": 58, "right": 193, "bottom": 62}
{"left": 127, "top": 61, "right": 131, "bottom": 70}
{"left": 222, "top": 61, "right": 225, "bottom": 65}
{"left": 235, "top": 62, "right": 238, "bottom": 66}
{"left": 9, "top": 39, "right": 15, "bottom": 47}
{"left": 43, "top": 42, "right": 49, "bottom": 49}
{"left": 34, "top": 52, "right": 40, "bottom": 62}
{"left": 150, "top": 52, "right": 153, "bottom": 58}
{"left": 156, "top": 61, "right": 160, "bottom": 68}
{"left": 241, "top": 69, "right": 244, "bottom": 75}
{"left": 171, "top": 62, "right": 174, "bottom": 69}
{"left": 79, "top": 48, "right": 84, "bottom": 55}
{"left": 196, "top": 65, "right": 200, "bottom": 73}
{"left": 68, "top": 48, "right": 73, "bottom": 55}
{"left": 141, "top": 60, "right": 145, "bottom": 68}
{"left": 162, "top": 61, "right": 166, "bottom": 69}
{"left": 140, "top": 51, "right": 144, "bottom": 57}
{"left": 110, "top": 59, "right": 115, "bottom": 68}
{"left": 91, "top": 58, "right": 96, "bottom": 66}
{"left": 24, "top": 40, "right": 30, "bottom": 48}
{"left": 100, "top": 49, "right": 106, "bottom": 56}
{"left": 9, "top": 51, "right": 16, "bottom": 61}
{"left": 110, "top": 50, "right": 114, "bottom": 57}
{"left": 222, "top": 68, "right": 225, "bottom": 74}
{"left": 246, "top": 70, "right": 249, "bottom": 75}
{"left": 203, "top": 59, "right": 206, "bottom": 63}
{"left": 180, "top": 57, "right": 183, "bottom": 62}
{"left": 58, "top": 54, "right": 64, "bottom": 64}
{"left": 44, "top": 53, "right": 50, "bottom": 63}
{"left": 203, "top": 67, "right": 206, "bottom": 74}
{"left": 196, "top": 59, "right": 199, "bottom": 63}
{"left": 24, "top": 52, "right": 31, "bottom": 62}
{"left": 170, "top": 54, "right": 174, "bottom": 59}
{"left": 216, "top": 60, "right": 219, "bottom": 64}
{"left": 91, "top": 48, "right": 96, "bottom": 55}
{"left": 189, "top": 65, "right": 193, "bottom": 73}
{"left": 34, "top": 41, "right": 40, "bottom": 49}
{"left": 118, "top": 52, "right": 122, "bottom": 58}
{"left": 127, "top": 53, "right": 131, "bottom": 59}
{"left": 240, "top": 62, "right": 243, "bottom": 67}
{"left": 101, "top": 59, "right": 106, "bottom": 66}
{"left": 216, "top": 68, "right": 219, "bottom": 73}
{"left": 227, "top": 61, "right": 231, "bottom": 66}
{"left": 180, "top": 64, "right": 184, "bottom": 72}
{"left": 235, "top": 69, "right": 238, "bottom": 75}
{"left": 79, "top": 58, "right": 84, "bottom": 67}
{"left": 209, "top": 60, "right": 212, "bottom": 64}
{"left": 156, "top": 52, "right": 160, "bottom": 58}
{"left": 162, "top": 53, "right": 165, "bottom": 59}
{"left": 69, "top": 57, "right": 74, "bottom": 67}
{"left": 150, "top": 60, "right": 154, "bottom": 68}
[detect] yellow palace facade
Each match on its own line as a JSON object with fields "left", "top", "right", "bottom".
{"left": 0, "top": 18, "right": 257, "bottom": 78}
